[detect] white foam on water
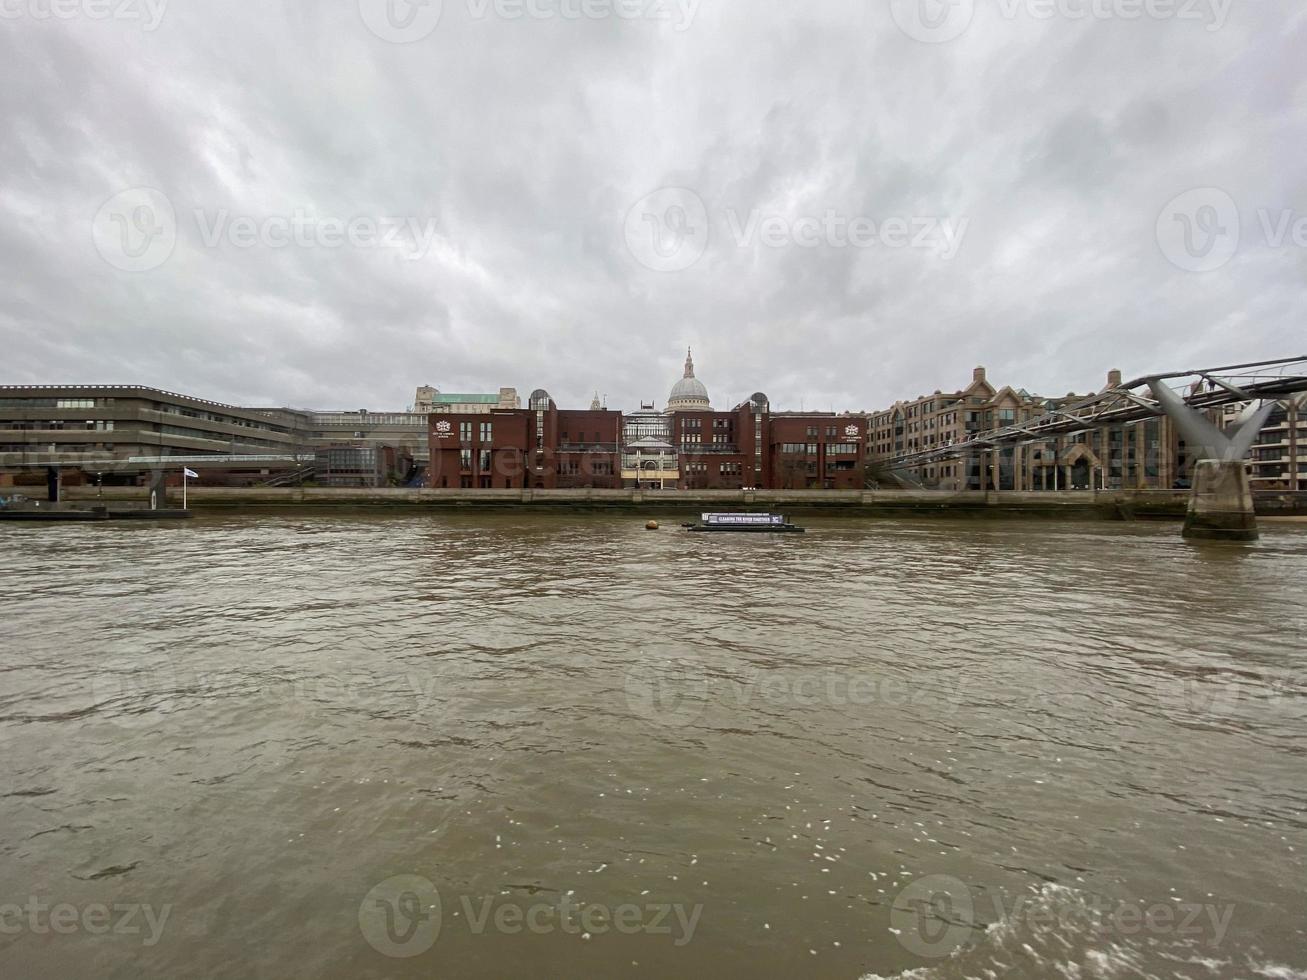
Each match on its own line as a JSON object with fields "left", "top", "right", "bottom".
{"left": 858, "top": 881, "right": 1305, "bottom": 980}
{"left": 1250, "top": 963, "right": 1307, "bottom": 980}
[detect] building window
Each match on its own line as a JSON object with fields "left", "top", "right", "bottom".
{"left": 460, "top": 450, "right": 472, "bottom": 470}
{"left": 459, "top": 422, "right": 472, "bottom": 442}
{"left": 480, "top": 422, "right": 492, "bottom": 442}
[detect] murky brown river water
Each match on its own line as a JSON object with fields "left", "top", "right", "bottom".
{"left": 1, "top": 514, "right": 1305, "bottom": 979}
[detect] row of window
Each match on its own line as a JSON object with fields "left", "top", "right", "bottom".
{"left": 0, "top": 420, "right": 115, "bottom": 431}
{"left": 780, "top": 443, "right": 860, "bottom": 455}
{"left": 0, "top": 398, "right": 98, "bottom": 408}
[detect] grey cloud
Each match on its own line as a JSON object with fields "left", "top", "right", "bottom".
{"left": 1, "top": 0, "right": 1303, "bottom": 414}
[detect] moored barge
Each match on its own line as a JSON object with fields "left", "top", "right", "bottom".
{"left": 686, "top": 513, "right": 806, "bottom": 533}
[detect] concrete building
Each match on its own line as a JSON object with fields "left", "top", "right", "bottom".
{"left": 0, "top": 385, "right": 314, "bottom": 486}
{"left": 412, "top": 386, "right": 520, "bottom": 414}
{"left": 0, "top": 383, "right": 521, "bottom": 489}
{"left": 314, "top": 444, "right": 414, "bottom": 488}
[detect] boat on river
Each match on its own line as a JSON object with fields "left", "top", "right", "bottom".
{"left": 685, "top": 513, "right": 806, "bottom": 533}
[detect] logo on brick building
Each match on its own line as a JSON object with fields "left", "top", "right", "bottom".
{"left": 844, "top": 425, "right": 861, "bottom": 439}
{"left": 434, "top": 420, "right": 452, "bottom": 438}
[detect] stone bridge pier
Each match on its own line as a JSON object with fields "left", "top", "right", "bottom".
{"left": 1148, "top": 380, "right": 1274, "bottom": 542}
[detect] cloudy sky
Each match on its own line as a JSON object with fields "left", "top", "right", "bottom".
{"left": 1, "top": 0, "right": 1303, "bottom": 414}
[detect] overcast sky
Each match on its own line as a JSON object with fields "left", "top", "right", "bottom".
{"left": 1, "top": 0, "right": 1303, "bottom": 413}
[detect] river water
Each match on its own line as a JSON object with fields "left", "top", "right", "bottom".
{"left": 1, "top": 514, "right": 1305, "bottom": 979}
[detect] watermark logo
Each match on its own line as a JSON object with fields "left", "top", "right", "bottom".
{"left": 92, "top": 187, "right": 177, "bottom": 273}
{"left": 891, "top": 876, "right": 1235, "bottom": 959}
{"left": 1158, "top": 187, "right": 1307, "bottom": 273}
{"left": 89, "top": 654, "right": 181, "bottom": 730}
{"left": 624, "top": 189, "right": 968, "bottom": 271}
{"left": 0, "top": 898, "right": 171, "bottom": 946}
{"left": 358, "top": 0, "right": 444, "bottom": 42}
{"left": 358, "top": 874, "right": 702, "bottom": 954}
{"left": 891, "top": 874, "right": 975, "bottom": 957}
{"left": 1172, "top": 667, "right": 1302, "bottom": 722}
{"left": 92, "top": 190, "right": 439, "bottom": 271}
{"left": 890, "top": 0, "right": 975, "bottom": 43}
{"left": 359, "top": 875, "right": 442, "bottom": 957}
{"left": 1156, "top": 187, "right": 1239, "bottom": 272}
{"left": 725, "top": 209, "right": 968, "bottom": 257}
{"left": 625, "top": 663, "right": 966, "bottom": 726}
{"left": 890, "top": 0, "right": 1231, "bottom": 43}
{"left": 624, "top": 658, "right": 710, "bottom": 727}
{"left": 467, "top": 0, "right": 700, "bottom": 30}
{"left": 624, "top": 187, "right": 709, "bottom": 272}
{"left": 0, "top": 0, "right": 169, "bottom": 30}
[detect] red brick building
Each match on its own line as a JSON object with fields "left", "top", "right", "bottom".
{"left": 670, "top": 402, "right": 768, "bottom": 490}
{"left": 428, "top": 390, "right": 622, "bottom": 489}
{"left": 428, "top": 371, "right": 867, "bottom": 491}
{"left": 766, "top": 413, "right": 867, "bottom": 490}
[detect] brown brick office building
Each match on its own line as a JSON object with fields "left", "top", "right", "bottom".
{"left": 427, "top": 356, "right": 867, "bottom": 491}
{"left": 428, "top": 390, "right": 623, "bottom": 490}
{"left": 766, "top": 413, "right": 867, "bottom": 490}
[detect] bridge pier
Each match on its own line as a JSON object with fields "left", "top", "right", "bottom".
{"left": 1147, "top": 381, "right": 1274, "bottom": 543}
{"left": 1184, "top": 459, "right": 1258, "bottom": 541}
{"left": 146, "top": 468, "right": 166, "bottom": 510}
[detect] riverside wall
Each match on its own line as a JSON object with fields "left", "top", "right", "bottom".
{"left": 61, "top": 486, "right": 1206, "bottom": 520}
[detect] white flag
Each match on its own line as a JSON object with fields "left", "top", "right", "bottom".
{"left": 183, "top": 468, "right": 199, "bottom": 479}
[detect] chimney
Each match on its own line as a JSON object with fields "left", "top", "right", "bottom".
{"left": 973, "top": 366, "right": 986, "bottom": 384}
{"left": 1107, "top": 369, "right": 1122, "bottom": 388}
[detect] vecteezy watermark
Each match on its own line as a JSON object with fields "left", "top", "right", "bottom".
{"left": 889, "top": 0, "right": 1230, "bottom": 44}
{"left": 623, "top": 187, "right": 710, "bottom": 273}
{"left": 724, "top": 209, "right": 968, "bottom": 259}
{"left": 191, "top": 209, "right": 438, "bottom": 259}
{"left": 92, "top": 188, "right": 438, "bottom": 271}
{"left": 1156, "top": 187, "right": 1307, "bottom": 273}
{"left": 358, "top": 0, "right": 444, "bottom": 43}
{"left": 466, "top": 0, "right": 700, "bottom": 30}
{"left": 891, "top": 875, "right": 1235, "bottom": 959}
{"left": 623, "top": 187, "right": 967, "bottom": 272}
{"left": 89, "top": 653, "right": 182, "bottom": 730}
{"left": 92, "top": 187, "right": 177, "bottom": 273}
{"left": 90, "top": 657, "right": 444, "bottom": 732}
{"left": 624, "top": 659, "right": 712, "bottom": 727}
{"left": 624, "top": 660, "right": 966, "bottom": 728}
{"left": 358, "top": 875, "right": 702, "bottom": 957}
{"left": 0, "top": 898, "right": 172, "bottom": 946}
{"left": 0, "top": 0, "right": 168, "bottom": 30}
{"left": 359, "top": 0, "right": 698, "bottom": 42}
{"left": 1170, "top": 665, "right": 1302, "bottom": 721}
